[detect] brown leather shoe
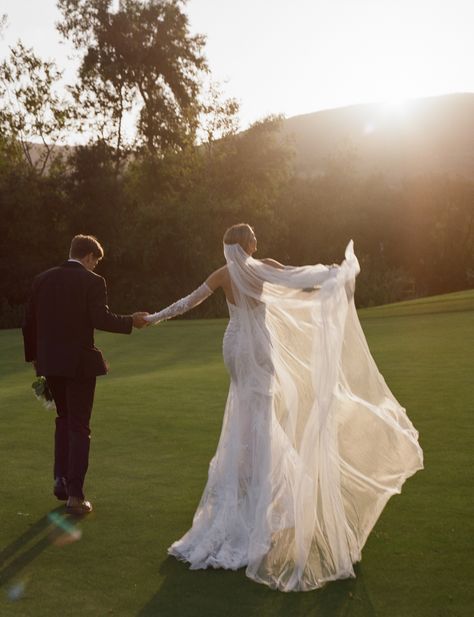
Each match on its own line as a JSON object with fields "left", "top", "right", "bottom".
{"left": 66, "top": 497, "right": 93, "bottom": 515}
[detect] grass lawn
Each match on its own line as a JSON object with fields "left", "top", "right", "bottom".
{"left": 1, "top": 290, "right": 473, "bottom": 617}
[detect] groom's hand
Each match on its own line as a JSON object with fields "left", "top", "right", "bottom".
{"left": 132, "top": 312, "right": 150, "bottom": 329}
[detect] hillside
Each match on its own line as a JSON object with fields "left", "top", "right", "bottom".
{"left": 360, "top": 288, "right": 474, "bottom": 319}
{"left": 23, "top": 93, "right": 474, "bottom": 180}
{"left": 282, "top": 92, "right": 474, "bottom": 179}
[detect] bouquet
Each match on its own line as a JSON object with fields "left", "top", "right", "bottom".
{"left": 32, "top": 376, "right": 55, "bottom": 410}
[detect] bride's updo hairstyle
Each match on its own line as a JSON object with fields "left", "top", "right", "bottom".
{"left": 223, "top": 223, "right": 254, "bottom": 251}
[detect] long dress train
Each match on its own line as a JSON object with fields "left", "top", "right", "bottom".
{"left": 161, "top": 241, "right": 423, "bottom": 591}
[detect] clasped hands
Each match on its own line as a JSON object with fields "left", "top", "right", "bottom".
{"left": 132, "top": 312, "right": 150, "bottom": 329}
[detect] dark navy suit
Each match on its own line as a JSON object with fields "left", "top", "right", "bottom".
{"left": 22, "top": 260, "right": 133, "bottom": 498}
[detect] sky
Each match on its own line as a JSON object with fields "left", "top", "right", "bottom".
{"left": 1, "top": 0, "right": 474, "bottom": 132}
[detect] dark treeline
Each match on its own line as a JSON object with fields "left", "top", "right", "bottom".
{"left": 1, "top": 1, "right": 473, "bottom": 328}
{"left": 1, "top": 125, "right": 473, "bottom": 328}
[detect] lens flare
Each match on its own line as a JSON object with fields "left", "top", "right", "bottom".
{"left": 7, "top": 580, "right": 26, "bottom": 602}
{"left": 47, "top": 511, "right": 82, "bottom": 545}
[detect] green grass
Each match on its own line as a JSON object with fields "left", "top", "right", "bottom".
{"left": 359, "top": 288, "right": 474, "bottom": 319}
{"left": 1, "top": 291, "right": 473, "bottom": 617}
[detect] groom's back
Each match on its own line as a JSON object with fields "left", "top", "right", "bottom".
{"left": 35, "top": 263, "right": 97, "bottom": 343}
{"left": 27, "top": 262, "right": 107, "bottom": 377}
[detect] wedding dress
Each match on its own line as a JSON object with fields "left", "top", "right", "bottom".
{"left": 145, "top": 241, "right": 423, "bottom": 592}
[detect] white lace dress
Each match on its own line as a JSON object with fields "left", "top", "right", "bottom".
{"left": 145, "top": 241, "right": 424, "bottom": 592}
{"left": 165, "top": 301, "right": 276, "bottom": 570}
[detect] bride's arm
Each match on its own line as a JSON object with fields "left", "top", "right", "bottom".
{"left": 259, "top": 255, "right": 340, "bottom": 289}
{"left": 262, "top": 257, "right": 339, "bottom": 272}
{"left": 145, "top": 267, "right": 225, "bottom": 324}
{"left": 261, "top": 257, "right": 285, "bottom": 270}
{"left": 205, "top": 265, "right": 227, "bottom": 291}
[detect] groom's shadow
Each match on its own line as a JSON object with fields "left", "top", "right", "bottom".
{"left": 0, "top": 505, "right": 83, "bottom": 587}
{"left": 137, "top": 558, "right": 377, "bottom": 617}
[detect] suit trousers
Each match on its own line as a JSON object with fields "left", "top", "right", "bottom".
{"left": 46, "top": 375, "right": 96, "bottom": 499}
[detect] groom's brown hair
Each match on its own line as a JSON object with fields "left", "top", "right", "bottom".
{"left": 69, "top": 235, "right": 104, "bottom": 259}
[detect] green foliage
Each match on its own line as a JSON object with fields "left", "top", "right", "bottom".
{"left": 110, "top": 115, "right": 292, "bottom": 314}
{"left": 0, "top": 299, "right": 24, "bottom": 330}
{"left": 0, "top": 147, "right": 69, "bottom": 318}
{"left": 0, "top": 13, "right": 7, "bottom": 34}
{"left": 274, "top": 167, "right": 474, "bottom": 308}
{"left": 57, "top": 0, "right": 207, "bottom": 157}
{"left": 0, "top": 41, "right": 76, "bottom": 175}
{"left": 397, "top": 175, "right": 474, "bottom": 295}
{"left": 199, "top": 80, "right": 240, "bottom": 146}
{"left": 1, "top": 122, "right": 474, "bottom": 325}
{"left": 355, "top": 258, "right": 415, "bottom": 307}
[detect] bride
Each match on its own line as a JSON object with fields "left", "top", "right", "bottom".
{"left": 144, "top": 223, "right": 423, "bottom": 592}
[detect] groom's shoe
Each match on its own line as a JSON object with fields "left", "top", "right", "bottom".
{"left": 53, "top": 477, "right": 68, "bottom": 501}
{"left": 66, "top": 497, "right": 93, "bottom": 515}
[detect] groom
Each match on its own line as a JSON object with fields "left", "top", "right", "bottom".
{"left": 22, "top": 234, "right": 149, "bottom": 515}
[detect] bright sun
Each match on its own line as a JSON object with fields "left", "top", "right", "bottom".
{"left": 282, "top": 0, "right": 470, "bottom": 121}
{"left": 381, "top": 97, "right": 412, "bottom": 113}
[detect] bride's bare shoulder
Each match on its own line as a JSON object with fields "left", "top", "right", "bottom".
{"left": 205, "top": 265, "right": 229, "bottom": 290}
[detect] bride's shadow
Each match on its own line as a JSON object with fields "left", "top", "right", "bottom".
{"left": 137, "top": 558, "right": 377, "bottom": 617}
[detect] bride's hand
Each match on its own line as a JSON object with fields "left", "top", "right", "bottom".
{"left": 132, "top": 312, "right": 150, "bottom": 328}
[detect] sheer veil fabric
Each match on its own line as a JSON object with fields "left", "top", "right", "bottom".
{"left": 168, "top": 240, "right": 424, "bottom": 591}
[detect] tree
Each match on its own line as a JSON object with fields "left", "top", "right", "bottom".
{"left": 0, "top": 41, "right": 76, "bottom": 175}
{"left": 0, "top": 14, "right": 7, "bottom": 34}
{"left": 199, "top": 80, "right": 240, "bottom": 155}
{"left": 57, "top": 0, "right": 207, "bottom": 159}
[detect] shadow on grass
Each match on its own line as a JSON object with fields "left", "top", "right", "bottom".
{"left": 0, "top": 506, "right": 83, "bottom": 587}
{"left": 137, "top": 557, "right": 377, "bottom": 617}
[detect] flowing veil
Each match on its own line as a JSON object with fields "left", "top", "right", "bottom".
{"left": 169, "top": 240, "right": 423, "bottom": 592}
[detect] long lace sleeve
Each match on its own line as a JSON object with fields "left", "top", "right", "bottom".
{"left": 144, "top": 283, "right": 213, "bottom": 324}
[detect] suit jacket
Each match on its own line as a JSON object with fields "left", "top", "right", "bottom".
{"left": 22, "top": 261, "right": 133, "bottom": 377}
